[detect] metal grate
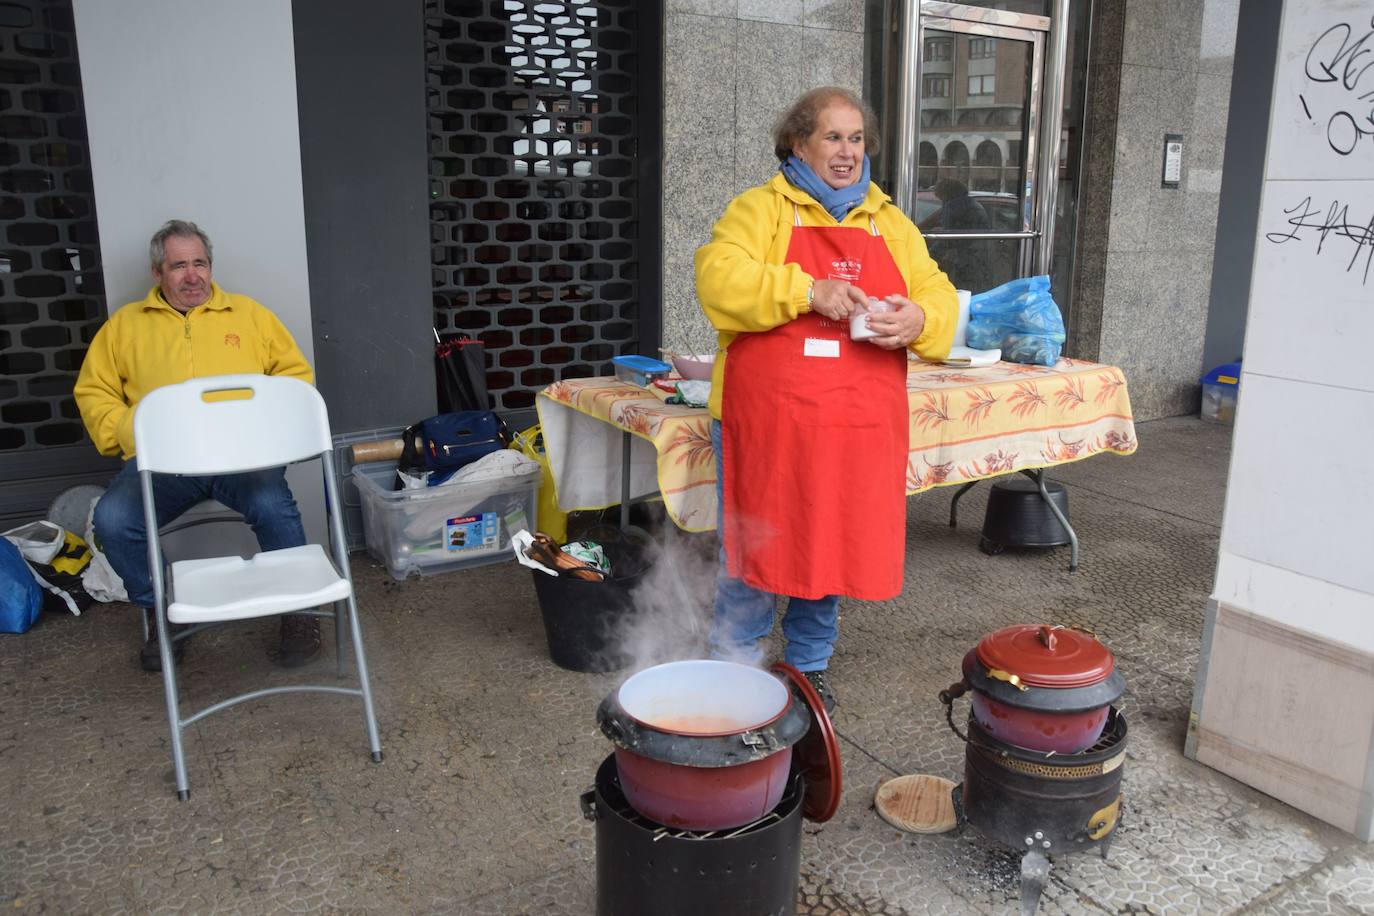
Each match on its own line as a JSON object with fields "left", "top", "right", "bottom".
{"left": 424, "top": 0, "right": 654, "bottom": 414}
{"left": 0, "top": 0, "right": 105, "bottom": 452}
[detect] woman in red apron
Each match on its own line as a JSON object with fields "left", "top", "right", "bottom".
{"left": 695, "top": 88, "right": 959, "bottom": 711}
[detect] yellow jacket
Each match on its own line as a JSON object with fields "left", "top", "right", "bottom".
{"left": 695, "top": 174, "right": 959, "bottom": 417}
{"left": 74, "top": 283, "right": 314, "bottom": 459}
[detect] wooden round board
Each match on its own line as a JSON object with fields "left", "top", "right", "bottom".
{"left": 874, "top": 774, "right": 958, "bottom": 834}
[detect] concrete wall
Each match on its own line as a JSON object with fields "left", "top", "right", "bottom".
{"left": 71, "top": 0, "right": 323, "bottom": 540}
{"left": 293, "top": 0, "right": 436, "bottom": 434}
{"left": 661, "top": 0, "right": 866, "bottom": 355}
{"left": 71, "top": 0, "right": 313, "bottom": 361}
{"left": 1071, "top": 0, "right": 1239, "bottom": 420}
{"left": 1188, "top": 0, "right": 1374, "bottom": 841}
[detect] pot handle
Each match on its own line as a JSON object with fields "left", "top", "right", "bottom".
{"left": 1038, "top": 625, "right": 1058, "bottom": 651}
{"left": 579, "top": 788, "right": 599, "bottom": 822}
{"left": 939, "top": 679, "right": 971, "bottom": 744}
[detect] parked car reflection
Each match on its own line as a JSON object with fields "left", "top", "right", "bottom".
{"left": 915, "top": 181, "right": 1021, "bottom": 233}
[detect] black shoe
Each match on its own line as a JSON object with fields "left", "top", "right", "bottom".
{"left": 278, "top": 614, "right": 321, "bottom": 668}
{"left": 803, "top": 669, "right": 837, "bottom": 716}
{"left": 140, "top": 609, "right": 185, "bottom": 673}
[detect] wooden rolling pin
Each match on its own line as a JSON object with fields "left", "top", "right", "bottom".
{"left": 351, "top": 438, "right": 405, "bottom": 463}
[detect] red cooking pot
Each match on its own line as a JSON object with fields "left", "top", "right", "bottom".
{"left": 597, "top": 660, "right": 816, "bottom": 830}
{"left": 944, "top": 624, "right": 1125, "bottom": 754}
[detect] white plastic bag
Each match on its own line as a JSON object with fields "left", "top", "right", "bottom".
{"left": 81, "top": 494, "right": 126, "bottom": 603}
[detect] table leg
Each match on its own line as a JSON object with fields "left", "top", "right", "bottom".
{"left": 949, "top": 482, "right": 978, "bottom": 528}
{"left": 1024, "top": 469, "right": 1079, "bottom": 572}
{"left": 620, "top": 430, "right": 632, "bottom": 532}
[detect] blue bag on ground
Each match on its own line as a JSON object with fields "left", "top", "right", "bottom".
{"left": 1, "top": 537, "right": 43, "bottom": 634}
{"left": 966, "top": 275, "right": 1066, "bottom": 366}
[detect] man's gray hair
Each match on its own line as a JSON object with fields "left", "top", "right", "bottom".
{"left": 149, "top": 220, "right": 213, "bottom": 271}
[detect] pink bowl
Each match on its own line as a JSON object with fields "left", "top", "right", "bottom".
{"left": 970, "top": 691, "right": 1109, "bottom": 754}
{"left": 671, "top": 354, "right": 715, "bottom": 381}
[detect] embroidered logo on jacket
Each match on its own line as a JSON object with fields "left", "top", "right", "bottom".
{"left": 224, "top": 333, "right": 241, "bottom": 349}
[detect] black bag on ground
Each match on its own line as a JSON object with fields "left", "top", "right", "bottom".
{"left": 396, "top": 410, "right": 512, "bottom": 489}
{"left": 435, "top": 335, "right": 492, "bottom": 413}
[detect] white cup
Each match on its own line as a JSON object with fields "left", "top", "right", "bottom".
{"left": 850, "top": 297, "right": 894, "bottom": 341}
{"left": 953, "top": 289, "right": 972, "bottom": 347}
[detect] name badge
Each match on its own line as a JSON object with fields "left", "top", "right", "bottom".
{"left": 803, "top": 337, "right": 840, "bottom": 358}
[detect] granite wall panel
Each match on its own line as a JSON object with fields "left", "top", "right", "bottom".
{"left": 662, "top": 5, "right": 865, "bottom": 353}
{"left": 1076, "top": 0, "right": 1239, "bottom": 420}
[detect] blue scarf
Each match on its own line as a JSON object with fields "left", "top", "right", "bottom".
{"left": 780, "top": 154, "right": 871, "bottom": 221}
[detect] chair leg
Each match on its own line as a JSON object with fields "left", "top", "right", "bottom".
{"left": 343, "top": 593, "right": 383, "bottom": 762}
{"left": 334, "top": 599, "right": 346, "bottom": 678}
{"left": 155, "top": 605, "right": 192, "bottom": 799}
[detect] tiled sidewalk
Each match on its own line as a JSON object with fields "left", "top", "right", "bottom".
{"left": 3, "top": 417, "right": 1370, "bottom": 914}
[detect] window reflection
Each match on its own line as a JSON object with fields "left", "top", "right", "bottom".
{"left": 918, "top": 29, "right": 1027, "bottom": 197}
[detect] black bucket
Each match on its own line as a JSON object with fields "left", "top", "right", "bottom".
{"left": 532, "top": 538, "right": 652, "bottom": 673}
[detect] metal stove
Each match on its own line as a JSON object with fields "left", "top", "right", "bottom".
{"left": 952, "top": 706, "right": 1128, "bottom": 915}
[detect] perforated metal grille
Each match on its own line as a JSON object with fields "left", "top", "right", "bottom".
{"left": 425, "top": 0, "right": 652, "bottom": 413}
{"left": 0, "top": 0, "right": 104, "bottom": 452}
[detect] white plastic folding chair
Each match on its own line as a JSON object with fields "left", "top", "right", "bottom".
{"left": 133, "top": 373, "right": 382, "bottom": 799}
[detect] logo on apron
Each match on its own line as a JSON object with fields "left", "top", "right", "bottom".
{"left": 828, "top": 257, "right": 862, "bottom": 283}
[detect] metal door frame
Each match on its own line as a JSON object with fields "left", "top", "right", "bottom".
{"left": 889, "top": 0, "right": 1070, "bottom": 276}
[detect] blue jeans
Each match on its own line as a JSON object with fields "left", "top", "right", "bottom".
{"left": 708, "top": 419, "right": 839, "bottom": 672}
{"left": 93, "top": 461, "right": 306, "bottom": 609}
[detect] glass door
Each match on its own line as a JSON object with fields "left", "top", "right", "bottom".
{"left": 912, "top": 16, "right": 1042, "bottom": 292}
{"left": 872, "top": 1, "right": 1071, "bottom": 297}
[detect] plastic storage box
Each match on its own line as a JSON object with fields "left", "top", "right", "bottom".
{"left": 1200, "top": 361, "right": 1240, "bottom": 424}
{"left": 353, "top": 460, "right": 540, "bottom": 580}
{"left": 611, "top": 355, "right": 670, "bottom": 387}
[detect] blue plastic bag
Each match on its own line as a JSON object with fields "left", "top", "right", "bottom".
{"left": 966, "top": 275, "right": 1066, "bottom": 366}
{"left": 1, "top": 537, "right": 43, "bottom": 634}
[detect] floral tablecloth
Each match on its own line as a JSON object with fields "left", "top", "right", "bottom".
{"left": 536, "top": 357, "right": 1136, "bottom": 532}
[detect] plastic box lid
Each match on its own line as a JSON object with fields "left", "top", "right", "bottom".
{"left": 1200, "top": 361, "right": 1241, "bottom": 387}
{"left": 611, "top": 355, "right": 671, "bottom": 374}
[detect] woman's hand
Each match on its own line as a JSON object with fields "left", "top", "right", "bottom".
{"left": 810, "top": 279, "right": 867, "bottom": 321}
{"left": 865, "top": 295, "right": 927, "bottom": 350}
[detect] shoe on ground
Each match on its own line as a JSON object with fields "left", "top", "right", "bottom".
{"left": 278, "top": 614, "right": 321, "bottom": 668}
{"left": 140, "top": 609, "right": 186, "bottom": 673}
{"left": 803, "top": 669, "right": 837, "bottom": 716}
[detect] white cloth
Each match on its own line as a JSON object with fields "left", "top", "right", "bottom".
{"left": 535, "top": 396, "right": 661, "bottom": 513}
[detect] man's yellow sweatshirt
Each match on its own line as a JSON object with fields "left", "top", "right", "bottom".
{"left": 74, "top": 282, "right": 313, "bottom": 460}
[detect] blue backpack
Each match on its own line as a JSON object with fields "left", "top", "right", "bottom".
{"left": 1, "top": 538, "right": 43, "bottom": 635}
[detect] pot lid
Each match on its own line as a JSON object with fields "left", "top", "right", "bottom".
{"left": 770, "top": 662, "right": 842, "bottom": 823}
{"left": 974, "top": 624, "right": 1115, "bottom": 689}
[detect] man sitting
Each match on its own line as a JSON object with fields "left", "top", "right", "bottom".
{"left": 74, "top": 219, "right": 321, "bottom": 671}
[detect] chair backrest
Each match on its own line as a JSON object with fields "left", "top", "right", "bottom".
{"left": 134, "top": 374, "right": 333, "bottom": 475}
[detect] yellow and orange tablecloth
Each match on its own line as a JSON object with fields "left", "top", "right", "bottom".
{"left": 536, "top": 357, "right": 1137, "bottom": 532}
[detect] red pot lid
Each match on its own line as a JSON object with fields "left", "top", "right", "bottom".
{"left": 974, "top": 624, "right": 1115, "bottom": 689}
{"left": 769, "top": 662, "right": 842, "bottom": 823}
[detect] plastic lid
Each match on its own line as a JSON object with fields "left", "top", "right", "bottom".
{"left": 1200, "top": 361, "right": 1241, "bottom": 386}
{"left": 769, "top": 662, "right": 842, "bottom": 823}
{"left": 611, "top": 355, "right": 671, "bottom": 373}
{"left": 973, "top": 624, "right": 1115, "bottom": 689}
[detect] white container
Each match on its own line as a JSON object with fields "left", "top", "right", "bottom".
{"left": 618, "top": 659, "right": 790, "bottom": 734}
{"left": 353, "top": 459, "right": 540, "bottom": 580}
{"left": 953, "top": 289, "right": 972, "bottom": 346}
{"left": 849, "top": 297, "right": 895, "bottom": 341}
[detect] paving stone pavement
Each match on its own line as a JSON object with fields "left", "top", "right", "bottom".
{"left": 3, "top": 416, "right": 1372, "bottom": 914}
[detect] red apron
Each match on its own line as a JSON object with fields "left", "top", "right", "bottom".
{"left": 721, "top": 208, "right": 910, "bottom": 600}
